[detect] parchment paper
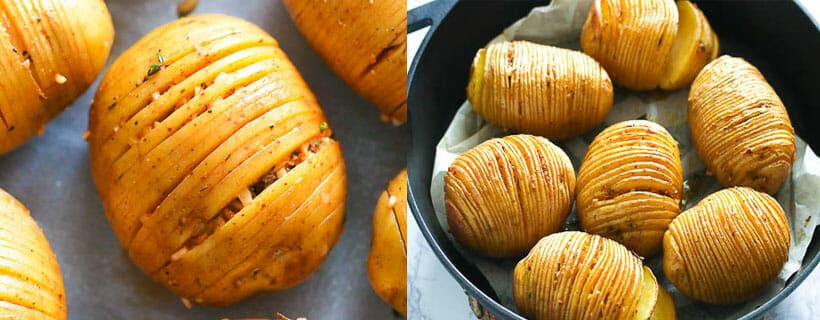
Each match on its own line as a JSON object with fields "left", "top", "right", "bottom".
{"left": 428, "top": 0, "right": 820, "bottom": 318}
{"left": 0, "top": 1, "right": 406, "bottom": 319}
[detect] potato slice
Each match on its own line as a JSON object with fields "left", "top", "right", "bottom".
{"left": 651, "top": 287, "right": 676, "bottom": 320}
{"left": 660, "top": 0, "right": 718, "bottom": 90}
{"left": 633, "top": 266, "right": 660, "bottom": 320}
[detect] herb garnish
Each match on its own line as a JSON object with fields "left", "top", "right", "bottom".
{"left": 147, "top": 51, "right": 165, "bottom": 76}
{"left": 319, "top": 121, "right": 328, "bottom": 133}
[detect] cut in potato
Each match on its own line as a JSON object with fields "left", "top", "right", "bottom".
{"left": 633, "top": 267, "right": 660, "bottom": 320}
{"left": 660, "top": 1, "right": 719, "bottom": 90}
{"left": 367, "top": 169, "right": 408, "bottom": 315}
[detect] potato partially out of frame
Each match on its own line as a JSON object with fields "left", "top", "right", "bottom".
{"left": 581, "top": 0, "right": 719, "bottom": 90}
{"left": 664, "top": 187, "right": 790, "bottom": 304}
{"left": 577, "top": 120, "right": 683, "bottom": 257}
{"left": 689, "top": 55, "right": 795, "bottom": 194}
{"left": 445, "top": 134, "right": 575, "bottom": 257}
{"left": 514, "top": 231, "right": 674, "bottom": 320}
{"left": 0, "top": 0, "right": 114, "bottom": 154}
{"left": 283, "top": 0, "right": 407, "bottom": 124}
{"left": 367, "top": 169, "right": 407, "bottom": 315}
{"left": 467, "top": 41, "right": 613, "bottom": 140}
{"left": 0, "top": 189, "right": 66, "bottom": 320}
{"left": 88, "top": 15, "right": 347, "bottom": 306}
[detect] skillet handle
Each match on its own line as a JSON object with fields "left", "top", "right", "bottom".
{"left": 408, "top": 0, "right": 455, "bottom": 33}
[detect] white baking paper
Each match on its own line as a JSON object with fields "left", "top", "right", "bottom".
{"left": 428, "top": 0, "right": 820, "bottom": 318}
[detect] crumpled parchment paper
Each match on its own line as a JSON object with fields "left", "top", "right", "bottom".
{"left": 428, "top": 0, "right": 820, "bottom": 318}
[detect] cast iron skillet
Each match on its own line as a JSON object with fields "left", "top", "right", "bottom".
{"left": 408, "top": 1, "right": 820, "bottom": 319}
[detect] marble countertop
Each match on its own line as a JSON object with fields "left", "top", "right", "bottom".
{"left": 406, "top": 0, "right": 820, "bottom": 319}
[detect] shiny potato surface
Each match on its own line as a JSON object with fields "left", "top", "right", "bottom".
{"left": 445, "top": 134, "right": 575, "bottom": 257}
{"left": 0, "top": 0, "right": 113, "bottom": 154}
{"left": 283, "top": 0, "right": 407, "bottom": 124}
{"left": 577, "top": 120, "right": 682, "bottom": 257}
{"left": 0, "top": 189, "right": 66, "bottom": 320}
{"left": 367, "top": 169, "right": 407, "bottom": 315}
{"left": 688, "top": 55, "right": 795, "bottom": 194}
{"left": 88, "top": 14, "right": 346, "bottom": 306}
{"left": 514, "top": 231, "right": 664, "bottom": 320}
{"left": 467, "top": 41, "right": 613, "bottom": 140}
{"left": 663, "top": 187, "right": 790, "bottom": 304}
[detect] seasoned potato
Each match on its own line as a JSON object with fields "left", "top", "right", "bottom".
{"left": 576, "top": 120, "right": 682, "bottom": 257}
{"left": 367, "top": 169, "right": 407, "bottom": 316}
{"left": 283, "top": 0, "right": 407, "bottom": 124}
{"left": 88, "top": 15, "right": 347, "bottom": 306}
{"left": 688, "top": 56, "right": 795, "bottom": 194}
{"left": 467, "top": 41, "right": 613, "bottom": 140}
{"left": 445, "top": 135, "right": 575, "bottom": 257}
{"left": 0, "top": 189, "right": 66, "bottom": 320}
{"left": 581, "top": 0, "right": 718, "bottom": 90}
{"left": 663, "top": 187, "right": 790, "bottom": 304}
{"left": 514, "top": 232, "right": 671, "bottom": 320}
{"left": 0, "top": 0, "right": 114, "bottom": 154}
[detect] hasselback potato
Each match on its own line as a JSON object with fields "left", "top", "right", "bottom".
{"left": 88, "top": 15, "right": 347, "bottom": 306}
{"left": 576, "top": 120, "right": 682, "bottom": 257}
{"left": 581, "top": 0, "right": 718, "bottom": 90}
{"left": 283, "top": 0, "right": 407, "bottom": 124}
{"left": 0, "top": 189, "right": 66, "bottom": 320}
{"left": 0, "top": 0, "right": 114, "bottom": 154}
{"left": 467, "top": 41, "right": 613, "bottom": 140}
{"left": 688, "top": 56, "right": 795, "bottom": 194}
{"left": 445, "top": 134, "right": 575, "bottom": 257}
{"left": 663, "top": 187, "right": 790, "bottom": 304}
{"left": 514, "top": 231, "right": 670, "bottom": 320}
{"left": 367, "top": 169, "right": 407, "bottom": 315}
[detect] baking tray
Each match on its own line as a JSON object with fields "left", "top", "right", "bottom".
{"left": 0, "top": 0, "right": 406, "bottom": 318}
{"left": 407, "top": 0, "right": 820, "bottom": 319}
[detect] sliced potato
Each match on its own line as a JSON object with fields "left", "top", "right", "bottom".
{"left": 659, "top": 0, "right": 719, "bottom": 90}
{"left": 89, "top": 15, "right": 346, "bottom": 306}
{"left": 0, "top": 189, "right": 66, "bottom": 320}
{"left": 367, "top": 169, "right": 408, "bottom": 315}
{"left": 663, "top": 187, "right": 790, "bottom": 304}
{"left": 445, "top": 135, "right": 575, "bottom": 257}
{"left": 633, "top": 267, "right": 660, "bottom": 320}
{"left": 688, "top": 56, "right": 795, "bottom": 194}
{"left": 467, "top": 41, "right": 613, "bottom": 140}
{"left": 513, "top": 232, "right": 647, "bottom": 320}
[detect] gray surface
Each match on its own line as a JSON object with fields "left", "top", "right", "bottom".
{"left": 0, "top": 0, "right": 406, "bottom": 319}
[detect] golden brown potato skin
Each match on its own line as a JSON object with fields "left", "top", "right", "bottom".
{"left": 0, "top": 189, "right": 66, "bottom": 320}
{"left": 577, "top": 120, "right": 682, "bottom": 257}
{"left": 445, "top": 135, "right": 575, "bottom": 257}
{"left": 658, "top": 0, "right": 719, "bottom": 90}
{"left": 88, "top": 15, "right": 346, "bottom": 306}
{"left": 581, "top": 0, "right": 678, "bottom": 90}
{"left": 367, "top": 169, "right": 407, "bottom": 316}
{"left": 467, "top": 41, "right": 613, "bottom": 140}
{"left": 688, "top": 56, "right": 795, "bottom": 194}
{"left": 663, "top": 187, "right": 790, "bottom": 304}
{"left": 0, "top": 0, "right": 114, "bottom": 154}
{"left": 514, "top": 232, "right": 645, "bottom": 320}
{"left": 283, "top": 0, "right": 407, "bottom": 124}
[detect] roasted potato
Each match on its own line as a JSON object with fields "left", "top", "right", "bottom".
{"left": 283, "top": 0, "right": 407, "bottom": 124}
{"left": 467, "top": 41, "right": 613, "bottom": 140}
{"left": 367, "top": 169, "right": 407, "bottom": 316}
{"left": 87, "top": 15, "right": 347, "bottom": 306}
{"left": 688, "top": 56, "right": 795, "bottom": 194}
{"left": 664, "top": 187, "right": 790, "bottom": 304}
{"left": 576, "top": 120, "right": 682, "bottom": 257}
{"left": 0, "top": 0, "right": 114, "bottom": 154}
{"left": 0, "top": 189, "right": 66, "bottom": 320}
{"left": 581, "top": 0, "right": 718, "bottom": 90}
{"left": 445, "top": 134, "right": 575, "bottom": 257}
{"left": 514, "top": 232, "right": 673, "bottom": 320}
